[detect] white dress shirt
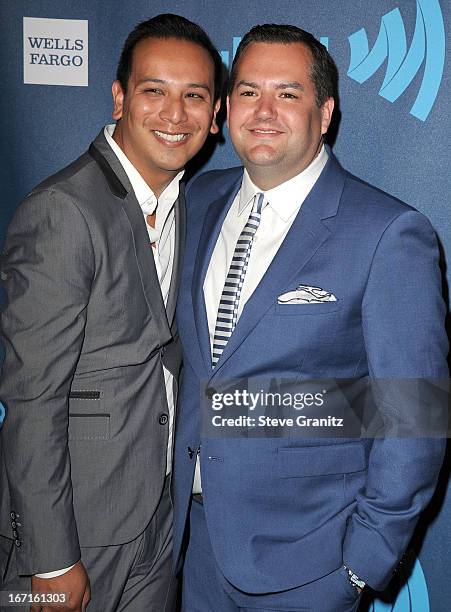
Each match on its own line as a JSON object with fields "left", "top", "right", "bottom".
{"left": 192, "top": 146, "right": 328, "bottom": 494}
{"left": 36, "top": 125, "right": 182, "bottom": 578}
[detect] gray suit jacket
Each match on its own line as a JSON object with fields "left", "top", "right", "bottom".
{"left": 0, "top": 129, "right": 185, "bottom": 575}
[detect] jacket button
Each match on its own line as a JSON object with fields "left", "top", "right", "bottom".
{"left": 14, "top": 539, "right": 21, "bottom": 547}
{"left": 12, "top": 530, "right": 18, "bottom": 539}
{"left": 10, "top": 512, "right": 16, "bottom": 520}
{"left": 205, "top": 387, "right": 216, "bottom": 399}
{"left": 158, "top": 413, "right": 168, "bottom": 425}
{"left": 11, "top": 521, "right": 16, "bottom": 529}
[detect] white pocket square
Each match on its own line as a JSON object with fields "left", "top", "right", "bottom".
{"left": 278, "top": 284, "right": 337, "bottom": 304}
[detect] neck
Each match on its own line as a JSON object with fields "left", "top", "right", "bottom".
{"left": 112, "top": 126, "right": 177, "bottom": 198}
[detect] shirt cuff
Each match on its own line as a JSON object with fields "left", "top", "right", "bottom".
{"left": 35, "top": 564, "right": 76, "bottom": 579}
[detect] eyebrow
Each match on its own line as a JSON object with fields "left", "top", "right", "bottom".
{"left": 277, "top": 82, "right": 304, "bottom": 91}
{"left": 236, "top": 79, "right": 304, "bottom": 91}
{"left": 137, "top": 77, "right": 211, "bottom": 93}
{"left": 236, "top": 80, "right": 259, "bottom": 89}
{"left": 186, "top": 83, "right": 212, "bottom": 93}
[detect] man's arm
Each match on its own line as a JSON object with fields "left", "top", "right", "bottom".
{"left": 31, "top": 561, "right": 90, "bottom": 612}
{"left": 0, "top": 188, "right": 95, "bottom": 575}
{"left": 343, "top": 210, "right": 448, "bottom": 591}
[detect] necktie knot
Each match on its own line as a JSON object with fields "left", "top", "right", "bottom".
{"left": 253, "top": 192, "right": 264, "bottom": 214}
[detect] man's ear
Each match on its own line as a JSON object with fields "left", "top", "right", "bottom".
{"left": 210, "top": 99, "right": 221, "bottom": 135}
{"left": 320, "top": 97, "right": 335, "bottom": 135}
{"left": 112, "top": 80, "right": 125, "bottom": 121}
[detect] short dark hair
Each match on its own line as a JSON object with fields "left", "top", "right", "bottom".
{"left": 116, "top": 13, "right": 223, "bottom": 103}
{"left": 228, "top": 24, "right": 338, "bottom": 106}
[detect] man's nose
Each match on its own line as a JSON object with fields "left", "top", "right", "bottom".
{"left": 159, "top": 95, "right": 188, "bottom": 124}
{"left": 254, "top": 94, "right": 277, "bottom": 120}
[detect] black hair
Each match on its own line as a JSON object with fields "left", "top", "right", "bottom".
{"left": 116, "top": 13, "right": 222, "bottom": 102}
{"left": 228, "top": 23, "right": 338, "bottom": 106}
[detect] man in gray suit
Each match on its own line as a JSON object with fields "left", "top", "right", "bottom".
{"left": 0, "top": 13, "right": 221, "bottom": 611}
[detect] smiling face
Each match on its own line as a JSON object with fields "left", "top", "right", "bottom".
{"left": 227, "top": 42, "right": 334, "bottom": 190}
{"left": 112, "top": 37, "right": 219, "bottom": 195}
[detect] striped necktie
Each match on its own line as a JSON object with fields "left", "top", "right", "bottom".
{"left": 212, "top": 192, "right": 264, "bottom": 367}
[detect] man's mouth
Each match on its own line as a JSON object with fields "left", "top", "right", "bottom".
{"left": 249, "top": 128, "right": 283, "bottom": 137}
{"left": 153, "top": 130, "right": 189, "bottom": 143}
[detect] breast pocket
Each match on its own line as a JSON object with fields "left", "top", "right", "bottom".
{"left": 274, "top": 301, "right": 342, "bottom": 316}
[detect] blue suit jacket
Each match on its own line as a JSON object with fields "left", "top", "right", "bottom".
{"left": 172, "top": 153, "right": 448, "bottom": 592}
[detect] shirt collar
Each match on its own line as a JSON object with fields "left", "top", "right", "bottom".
{"left": 104, "top": 124, "right": 184, "bottom": 216}
{"left": 238, "top": 145, "right": 328, "bottom": 222}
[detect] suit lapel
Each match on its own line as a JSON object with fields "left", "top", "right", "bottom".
{"left": 166, "top": 183, "right": 186, "bottom": 328}
{"left": 121, "top": 191, "right": 172, "bottom": 343}
{"left": 192, "top": 176, "right": 242, "bottom": 372}
{"left": 211, "top": 154, "right": 347, "bottom": 376}
{"left": 89, "top": 130, "right": 172, "bottom": 347}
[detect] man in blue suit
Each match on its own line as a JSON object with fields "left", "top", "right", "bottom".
{"left": 172, "top": 24, "right": 448, "bottom": 611}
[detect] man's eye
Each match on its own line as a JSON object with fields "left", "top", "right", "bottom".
{"left": 280, "top": 92, "right": 298, "bottom": 99}
{"left": 240, "top": 90, "right": 256, "bottom": 96}
{"left": 186, "top": 92, "right": 204, "bottom": 99}
{"left": 144, "top": 88, "right": 163, "bottom": 95}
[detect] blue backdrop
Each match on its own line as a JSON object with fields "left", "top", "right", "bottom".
{"left": 1, "top": 1, "right": 449, "bottom": 610}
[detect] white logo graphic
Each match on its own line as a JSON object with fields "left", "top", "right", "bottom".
{"left": 23, "top": 17, "right": 88, "bottom": 86}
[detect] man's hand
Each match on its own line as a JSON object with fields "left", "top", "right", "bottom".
{"left": 30, "top": 561, "right": 91, "bottom": 612}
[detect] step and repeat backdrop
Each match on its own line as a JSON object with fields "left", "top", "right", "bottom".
{"left": 1, "top": 1, "right": 450, "bottom": 610}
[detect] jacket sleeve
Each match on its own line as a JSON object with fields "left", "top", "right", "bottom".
{"left": 342, "top": 210, "right": 448, "bottom": 591}
{"left": 0, "top": 188, "right": 95, "bottom": 575}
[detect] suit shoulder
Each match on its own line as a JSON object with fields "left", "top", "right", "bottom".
{"left": 342, "top": 171, "right": 416, "bottom": 220}
{"left": 8, "top": 151, "right": 98, "bottom": 237}
{"left": 30, "top": 150, "right": 94, "bottom": 198}
{"left": 321, "top": 155, "right": 437, "bottom": 247}
{"left": 186, "top": 166, "right": 243, "bottom": 200}
{"left": 338, "top": 170, "right": 434, "bottom": 238}
{"left": 17, "top": 144, "right": 118, "bottom": 228}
